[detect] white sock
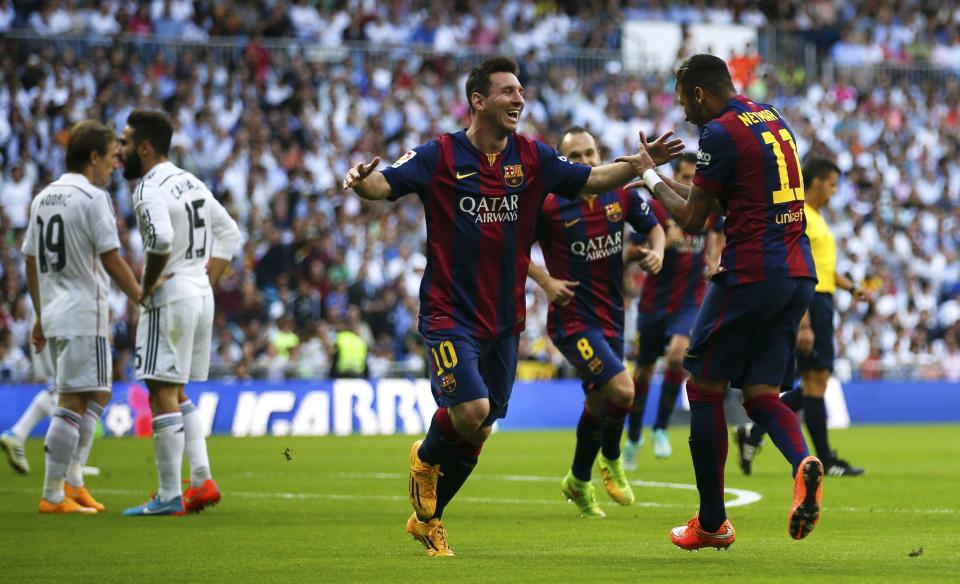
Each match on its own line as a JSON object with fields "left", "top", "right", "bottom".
{"left": 43, "top": 408, "right": 81, "bottom": 503}
{"left": 66, "top": 402, "right": 103, "bottom": 488}
{"left": 12, "top": 389, "right": 56, "bottom": 441}
{"left": 152, "top": 412, "right": 185, "bottom": 502}
{"left": 180, "top": 399, "right": 212, "bottom": 488}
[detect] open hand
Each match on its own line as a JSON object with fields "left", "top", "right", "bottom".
{"left": 615, "top": 147, "right": 656, "bottom": 180}
{"left": 640, "top": 131, "right": 685, "bottom": 166}
{"left": 342, "top": 157, "right": 381, "bottom": 191}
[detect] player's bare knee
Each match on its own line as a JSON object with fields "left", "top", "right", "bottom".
{"left": 604, "top": 372, "right": 634, "bottom": 408}
{"left": 449, "top": 399, "right": 489, "bottom": 436}
{"left": 58, "top": 392, "right": 87, "bottom": 415}
{"left": 91, "top": 391, "right": 111, "bottom": 408}
{"left": 802, "top": 371, "right": 829, "bottom": 397}
{"left": 691, "top": 375, "right": 726, "bottom": 394}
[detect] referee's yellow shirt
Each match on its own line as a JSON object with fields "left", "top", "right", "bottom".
{"left": 804, "top": 204, "right": 836, "bottom": 293}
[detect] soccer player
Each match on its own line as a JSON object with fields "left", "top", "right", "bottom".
{"left": 527, "top": 126, "right": 669, "bottom": 517}
{"left": 624, "top": 152, "right": 722, "bottom": 464}
{"left": 1, "top": 347, "right": 102, "bottom": 478}
{"left": 119, "top": 110, "right": 241, "bottom": 516}
{"left": 621, "top": 54, "right": 825, "bottom": 549}
{"left": 22, "top": 120, "right": 142, "bottom": 513}
{"left": 734, "top": 157, "right": 867, "bottom": 477}
{"left": 342, "top": 56, "right": 675, "bottom": 556}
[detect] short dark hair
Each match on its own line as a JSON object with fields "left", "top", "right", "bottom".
{"left": 675, "top": 54, "right": 736, "bottom": 97}
{"left": 65, "top": 120, "right": 115, "bottom": 173}
{"left": 802, "top": 157, "right": 841, "bottom": 185}
{"left": 465, "top": 56, "right": 520, "bottom": 113}
{"left": 127, "top": 109, "right": 173, "bottom": 156}
{"left": 557, "top": 126, "right": 595, "bottom": 150}
{"left": 677, "top": 151, "right": 698, "bottom": 167}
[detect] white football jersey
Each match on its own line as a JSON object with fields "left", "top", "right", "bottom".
{"left": 133, "top": 161, "right": 241, "bottom": 306}
{"left": 21, "top": 173, "right": 120, "bottom": 338}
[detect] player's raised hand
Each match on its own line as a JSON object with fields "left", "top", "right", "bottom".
{"left": 31, "top": 320, "right": 46, "bottom": 353}
{"left": 615, "top": 146, "right": 656, "bottom": 181}
{"left": 342, "top": 157, "right": 381, "bottom": 191}
{"left": 544, "top": 277, "right": 579, "bottom": 306}
{"left": 640, "top": 131, "right": 685, "bottom": 166}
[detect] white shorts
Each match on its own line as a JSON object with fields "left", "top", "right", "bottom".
{"left": 31, "top": 343, "right": 55, "bottom": 383}
{"left": 48, "top": 336, "right": 112, "bottom": 394}
{"left": 136, "top": 294, "right": 214, "bottom": 384}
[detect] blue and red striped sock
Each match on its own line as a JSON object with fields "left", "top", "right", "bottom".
{"left": 434, "top": 441, "right": 482, "bottom": 519}
{"left": 627, "top": 376, "right": 649, "bottom": 443}
{"left": 572, "top": 407, "right": 601, "bottom": 481}
{"left": 686, "top": 381, "right": 728, "bottom": 532}
{"left": 654, "top": 369, "right": 685, "bottom": 430}
{"left": 600, "top": 398, "right": 631, "bottom": 460}
{"left": 417, "top": 407, "right": 461, "bottom": 465}
{"left": 744, "top": 393, "right": 809, "bottom": 476}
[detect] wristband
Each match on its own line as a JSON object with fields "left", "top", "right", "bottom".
{"left": 642, "top": 168, "right": 663, "bottom": 191}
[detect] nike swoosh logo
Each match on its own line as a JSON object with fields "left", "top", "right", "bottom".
{"left": 564, "top": 218, "right": 581, "bottom": 228}
{"left": 710, "top": 526, "right": 735, "bottom": 539}
{"left": 456, "top": 171, "right": 477, "bottom": 180}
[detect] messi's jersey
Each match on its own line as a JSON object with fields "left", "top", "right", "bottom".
{"left": 381, "top": 130, "right": 591, "bottom": 339}
{"left": 638, "top": 200, "right": 720, "bottom": 318}
{"left": 694, "top": 95, "right": 816, "bottom": 285}
{"left": 536, "top": 188, "right": 658, "bottom": 340}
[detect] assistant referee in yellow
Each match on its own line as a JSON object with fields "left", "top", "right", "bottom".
{"left": 735, "top": 157, "right": 868, "bottom": 477}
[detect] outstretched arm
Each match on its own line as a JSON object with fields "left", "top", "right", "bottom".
{"left": 342, "top": 157, "right": 392, "bottom": 201}
{"left": 582, "top": 131, "right": 685, "bottom": 195}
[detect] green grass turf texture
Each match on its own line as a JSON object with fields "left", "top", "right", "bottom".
{"left": 0, "top": 425, "right": 957, "bottom": 582}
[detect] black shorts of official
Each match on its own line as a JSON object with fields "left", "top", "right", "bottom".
{"left": 797, "top": 292, "right": 835, "bottom": 373}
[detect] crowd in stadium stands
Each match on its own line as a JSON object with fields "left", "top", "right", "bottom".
{"left": 1, "top": 1, "right": 959, "bottom": 383}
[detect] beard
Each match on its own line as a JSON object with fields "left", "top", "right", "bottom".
{"left": 122, "top": 152, "right": 143, "bottom": 180}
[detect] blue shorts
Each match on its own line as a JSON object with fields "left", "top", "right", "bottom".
{"left": 683, "top": 277, "right": 815, "bottom": 390}
{"left": 554, "top": 329, "right": 625, "bottom": 393}
{"left": 797, "top": 292, "right": 835, "bottom": 373}
{"left": 636, "top": 307, "right": 698, "bottom": 366}
{"left": 422, "top": 331, "right": 519, "bottom": 425}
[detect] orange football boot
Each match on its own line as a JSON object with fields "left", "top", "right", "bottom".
{"left": 789, "top": 456, "right": 824, "bottom": 540}
{"left": 64, "top": 483, "right": 105, "bottom": 512}
{"left": 183, "top": 479, "right": 222, "bottom": 513}
{"left": 405, "top": 513, "right": 454, "bottom": 557}
{"left": 39, "top": 496, "right": 97, "bottom": 514}
{"left": 670, "top": 516, "right": 736, "bottom": 551}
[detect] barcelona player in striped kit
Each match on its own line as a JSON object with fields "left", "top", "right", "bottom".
{"left": 622, "top": 54, "right": 825, "bottom": 550}
{"left": 625, "top": 152, "right": 724, "bottom": 464}
{"left": 342, "top": 57, "right": 667, "bottom": 556}
{"left": 528, "top": 126, "right": 672, "bottom": 517}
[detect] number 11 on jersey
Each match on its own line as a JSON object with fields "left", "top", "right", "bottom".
{"left": 762, "top": 128, "right": 805, "bottom": 204}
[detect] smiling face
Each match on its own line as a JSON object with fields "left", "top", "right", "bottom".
{"left": 473, "top": 71, "right": 525, "bottom": 133}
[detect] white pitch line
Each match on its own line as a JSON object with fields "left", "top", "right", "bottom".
{"left": 0, "top": 486, "right": 956, "bottom": 514}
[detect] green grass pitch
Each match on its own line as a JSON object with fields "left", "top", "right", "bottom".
{"left": 1, "top": 425, "right": 958, "bottom": 582}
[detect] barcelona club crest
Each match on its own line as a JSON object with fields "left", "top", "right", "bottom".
{"left": 588, "top": 357, "right": 605, "bottom": 375}
{"left": 604, "top": 201, "right": 623, "bottom": 222}
{"left": 440, "top": 373, "right": 458, "bottom": 395}
{"left": 503, "top": 164, "right": 525, "bottom": 188}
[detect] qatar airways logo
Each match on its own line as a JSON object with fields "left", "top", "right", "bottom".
{"left": 672, "top": 234, "right": 706, "bottom": 254}
{"left": 459, "top": 193, "right": 519, "bottom": 224}
{"left": 571, "top": 231, "right": 623, "bottom": 261}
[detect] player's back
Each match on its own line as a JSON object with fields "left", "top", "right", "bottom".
{"left": 697, "top": 95, "right": 816, "bottom": 284}
{"left": 133, "top": 161, "right": 229, "bottom": 306}
{"left": 25, "top": 173, "right": 119, "bottom": 337}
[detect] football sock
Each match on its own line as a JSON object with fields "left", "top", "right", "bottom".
{"left": 803, "top": 396, "right": 832, "bottom": 462}
{"left": 780, "top": 387, "right": 803, "bottom": 411}
{"left": 600, "top": 398, "right": 630, "bottom": 459}
{"left": 152, "top": 413, "right": 185, "bottom": 502}
{"left": 66, "top": 401, "right": 103, "bottom": 488}
{"left": 627, "top": 375, "right": 650, "bottom": 443}
{"left": 654, "top": 369, "right": 685, "bottom": 430}
{"left": 43, "top": 408, "right": 81, "bottom": 504}
{"left": 417, "top": 407, "right": 461, "bottom": 465}
{"left": 12, "top": 389, "right": 56, "bottom": 441}
{"left": 434, "top": 441, "right": 482, "bottom": 519}
{"left": 744, "top": 393, "right": 809, "bottom": 476}
{"left": 686, "top": 382, "right": 728, "bottom": 532}
{"left": 180, "top": 399, "right": 212, "bottom": 487}
{"left": 571, "top": 406, "right": 601, "bottom": 481}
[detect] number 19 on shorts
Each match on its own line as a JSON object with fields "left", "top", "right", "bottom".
{"left": 431, "top": 341, "right": 458, "bottom": 375}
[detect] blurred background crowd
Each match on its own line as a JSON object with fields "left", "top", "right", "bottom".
{"left": 1, "top": 0, "right": 959, "bottom": 383}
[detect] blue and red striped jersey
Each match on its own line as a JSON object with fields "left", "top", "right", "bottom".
{"left": 381, "top": 130, "right": 591, "bottom": 339}
{"left": 637, "top": 200, "right": 720, "bottom": 318}
{"left": 536, "top": 188, "right": 658, "bottom": 340}
{"left": 694, "top": 95, "right": 817, "bottom": 285}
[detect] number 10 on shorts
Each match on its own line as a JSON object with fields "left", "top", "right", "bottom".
{"left": 431, "top": 341, "right": 458, "bottom": 375}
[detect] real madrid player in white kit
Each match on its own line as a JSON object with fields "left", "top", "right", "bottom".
{"left": 119, "top": 110, "right": 241, "bottom": 516}
{"left": 22, "top": 120, "right": 142, "bottom": 514}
